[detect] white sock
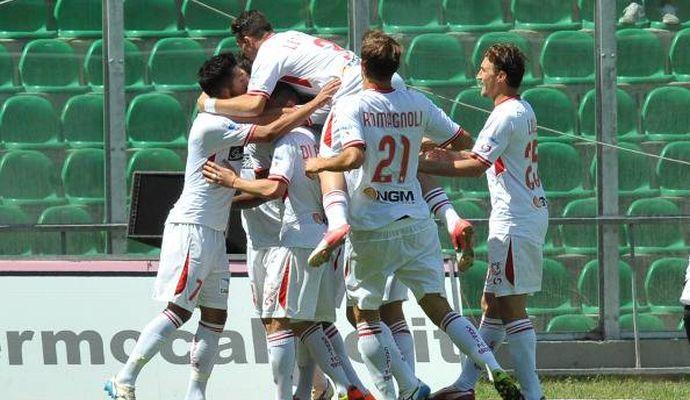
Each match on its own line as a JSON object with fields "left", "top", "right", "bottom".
{"left": 440, "top": 312, "right": 501, "bottom": 372}
{"left": 324, "top": 324, "right": 367, "bottom": 393}
{"left": 356, "top": 322, "right": 396, "bottom": 399}
{"left": 423, "top": 187, "right": 460, "bottom": 235}
{"left": 300, "top": 323, "right": 351, "bottom": 397}
{"left": 387, "top": 320, "right": 415, "bottom": 372}
{"left": 323, "top": 190, "right": 349, "bottom": 230}
{"left": 505, "top": 319, "right": 543, "bottom": 400}
{"left": 184, "top": 321, "right": 223, "bottom": 400}
{"left": 294, "top": 341, "right": 316, "bottom": 400}
{"left": 117, "top": 309, "right": 183, "bottom": 385}
{"left": 267, "top": 329, "right": 296, "bottom": 400}
{"left": 455, "top": 316, "right": 505, "bottom": 391}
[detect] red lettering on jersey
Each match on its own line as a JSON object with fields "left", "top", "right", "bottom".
{"left": 495, "top": 157, "right": 505, "bottom": 175}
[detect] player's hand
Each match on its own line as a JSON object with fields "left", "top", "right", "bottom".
{"left": 304, "top": 157, "right": 322, "bottom": 179}
{"left": 197, "top": 92, "right": 210, "bottom": 111}
{"left": 312, "top": 79, "right": 342, "bottom": 107}
{"left": 203, "top": 161, "right": 238, "bottom": 188}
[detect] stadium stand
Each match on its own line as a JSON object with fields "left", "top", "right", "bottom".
{"left": 34, "top": 205, "right": 103, "bottom": 255}
{"left": 459, "top": 260, "right": 488, "bottom": 316}
{"left": 0, "top": 205, "right": 32, "bottom": 255}
{"left": 450, "top": 88, "right": 493, "bottom": 137}
{"left": 644, "top": 257, "right": 688, "bottom": 314}
{"left": 616, "top": 29, "right": 671, "bottom": 84}
{"left": 546, "top": 314, "right": 597, "bottom": 333}
{"left": 126, "top": 148, "right": 184, "bottom": 190}
{"left": 626, "top": 198, "right": 688, "bottom": 254}
{"left": 578, "top": 0, "right": 650, "bottom": 29}
{"left": 538, "top": 142, "right": 592, "bottom": 200}
{"left": 443, "top": 0, "right": 512, "bottom": 32}
{"left": 148, "top": 38, "right": 206, "bottom": 91}
{"left": 182, "top": 0, "right": 242, "bottom": 37}
{"left": 0, "top": 95, "right": 63, "bottom": 150}
{"left": 511, "top": 0, "right": 581, "bottom": 31}
{"left": 0, "top": 0, "right": 54, "bottom": 39}
{"left": 577, "top": 259, "right": 638, "bottom": 314}
{"left": 670, "top": 28, "right": 690, "bottom": 81}
{"left": 591, "top": 142, "right": 659, "bottom": 199}
{"left": 214, "top": 37, "right": 241, "bottom": 55}
{"left": 641, "top": 86, "right": 690, "bottom": 142}
{"left": 0, "top": 43, "right": 21, "bottom": 94}
{"left": 378, "top": 0, "right": 446, "bottom": 33}
{"left": 656, "top": 142, "right": 690, "bottom": 196}
{"left": 541, "top": 30, "right": 595, "bottom": 84}
{"left": 646, "top": 0, "right": 690, "bottom": 28}
{"left": 61, "top": 148, "right": 105, "bottom": 206}
{"left": 84, "top": 39, "right": 151, "bottom": 92}
{"left": 54, "top": 0, "right": 103, "bottom": 38}
{"left": 19, "top": 39, "right": 87, "bottom": 93}
{"left": 404, "top": 33, "right": 471, "bottom": 89}
{"left": 528, "top": 258, "right": 578, "bottom": 315}
{"left": 579, "top": 88, "right": 641, "bottom": 141}
{"left": 126, "top": 93, "right": 188, "bottom": 148}
{"left": 0, "top": 150, "right": 64, "bottom": 208}
{"left": 620, "top": 313, "right": 667, "bottom": 331}
{"left": 522, "top": 87, "right": 577, "bottom": 142}
{"left": 310, "top": 0, "right": 348, "bottom": 35}
{"left": 61, "top": 94, "right": 105, "bottom": 148}
{"left": 246, "top": 0, "right": 311, "bottom": 32}
{"left": 124, "top": 0, "right": 181, "bottom": 38}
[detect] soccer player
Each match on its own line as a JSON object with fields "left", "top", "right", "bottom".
{"left": 681, "top": 256, "right": 690, "bottom": 344}
{"left": 418, "top": 44, "right": 548, "bottom": 400}
{"left": 199, "top": 10, "right": 473, "bottom": 268}
{"left": 303, "top": 31, "right": 522, "bottom": 400}
{"left": 203, "top": 120, "right": 370, "bottom": 400}
{"left": 104, "top": 53, "right": 339, "bottom": 400}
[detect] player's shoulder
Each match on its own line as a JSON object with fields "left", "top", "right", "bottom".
{"left": 276, "top": 126, "right": 316, "bottom": 147}
{"left": 191, "top": 112, "right": 234, "bottom": 132}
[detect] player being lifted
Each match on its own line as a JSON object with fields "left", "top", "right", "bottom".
{"left": 303, "top": 31, "right": 522, "bottom": 400}
{"left": 198, "top": 10, "right": 474, "bottom": 269}
{"left": 419, "top": 44, "right": 548, "bottom": 400}
{"left": 104, "top": 53, "right": 339, "bottom": 400}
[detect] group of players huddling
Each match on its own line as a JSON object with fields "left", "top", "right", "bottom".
{"left": 105, "top": 9, "right": 549, "bottom": 400}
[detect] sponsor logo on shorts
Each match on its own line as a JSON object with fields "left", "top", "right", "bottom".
{"left": 363, "top": 187, "right": 415, "bottom": 203}
{"left": 489, "top": 261, "right": 503, "bottom": 285}
{"left": 312, "top": 213, "right": 325, "bottom": 225}
{"left": 220, "top": 277, "right": 230, "bottom": 294}
{"left": 532, "top": 196, "right": 548, "bottom": 208}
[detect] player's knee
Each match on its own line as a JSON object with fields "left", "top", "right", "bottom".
{"left": 380, "top": 301, "right": 405, "bottom": 325}
{"left": 346, "top": 306, "right": 357, "bottom": 328}
{"left": 418, "top": 293, "right": 451, "bottom": 326}
{"left": 199, "top": 307, "right": 227, "bottom": 326}
{"left": 353, "top": 305, "right": 380, "bottom": 324}
{"left": 265, "top": 318, "right": 291, "bottom": 334}
{"left": 166, "top": 303, "right": 193, "bottom": 324}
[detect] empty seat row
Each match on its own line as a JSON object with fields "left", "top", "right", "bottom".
{"left": 405, "top": 28, "right": 690, "bottom": 90}
{"left": 546, "top": 312, "right": 681, "bottom": 333}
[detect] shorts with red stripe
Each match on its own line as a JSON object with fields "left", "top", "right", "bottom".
{"left": 152, "top": 223, "right": 230, "bottom": 312}
{"left": 483, "top": 232, "right": 543, "bottom": 297}
{"left": 261, "top": 246, "right": 338, "bottom": 323}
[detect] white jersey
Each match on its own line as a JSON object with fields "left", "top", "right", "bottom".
{"left": 240, "top": 144, "right": 282, "bottom": 249}
{"left": 334, "top": 87, "right": 464, "bottom": 231}
{"left": 470, "top": 96, "right": 549, "bottom": 241}
{"left": 268, "top": 127, "right": 326, "bottom": 248}
{"left": 167, "top": 112, "right": 255, "bottom": 231}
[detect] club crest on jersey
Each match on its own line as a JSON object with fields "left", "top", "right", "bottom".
{"left": 480, "top": 143, "right": 492, "bottom": 153}
{"left": 228, "top": 146, "right": 244, "bottom": 161}
{"left": 363, "top": 187, "right": 415, "bottom": 203}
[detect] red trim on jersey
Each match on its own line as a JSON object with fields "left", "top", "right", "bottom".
{"left": 342, "top": 140, "right": 366, "bottom": 150}
{"left": 208, "top": 154, "right": 216, "bottom": 162}
{"left": 268, "top": 174, "right": 290, "bottom": 185}
{"left": 469, "top": 151, "right": 492, "bottom": 167}
{"left": 247, "top": 90, "right": 270, "bottom": 99}
{"left": 254, "top": 167, "right": 268, "bottom": 175}
{"left": 280, "top": 75, "right": 313, "bottom": 88}
{"left": 243, "top": 125, "right": 257, "bottom": 145}
{"left": 505, "top": 239, "right": 514, "bottom": 286}
{"left": 278, "top": 257, "right": 291, "bottom": 309}
{"left": 368, "top": 83, "right": 395, "bottom": 93}
{"left": 495, "top": 95, "right": 520, "bottom": 107}
{"left": 323, "top": 113, "right": 334, "bottom": 147}
{"left": 174, "top": 251, "right": 191, "bottom": 295}
{"left": 494, "top": 157, "right": 506, "bottom": 175}
{"left": 439, "top": 127, "right": 465, "bottom": 148}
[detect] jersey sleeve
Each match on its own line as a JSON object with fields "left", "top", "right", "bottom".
{"left": 203, "top": 118, "right": 256, "bottom": 152}
{"left": 268, "top": 137, "right": 297, "bottom": 185}
{"left": 247, "top": 45, "right": 283, "bottom": 100}
{"left": 423, "top": 96, "right": 464, "bottom": 148}
{"left": 469, "top": 113, "right": 513, "bottom": 167}
{"left": 331, "top": 101, "right": 365, "bottom": 150}
{"left": 245, "top": 142, "right": 273, "bottom": 173}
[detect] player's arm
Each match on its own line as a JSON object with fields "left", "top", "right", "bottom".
{"left": 231, "top": 191, "right": 271, "bottom": 209}
{"left": 203, "top": 161, "right": 287, "bottom": 199}
{"left": 418, "top": 149, "right": 488, "bottom": 177}
{"left": 200, "top": 92, "right": 267, "bottom": 117}
{"left": 421, "top": 94, "right": 474, "bottom": 151}
{"left": 304, "top": 146, "right": 364, "bottom": 176}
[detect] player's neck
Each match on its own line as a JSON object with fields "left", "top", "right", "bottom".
{"left": 257, "top": 31, "right": 275, "bottom": 47}
{"left": 493, "top": 89, "right": 519, "bottom": 106}
{"left": 363, "top": 78, "right": 393, "bottom": 92}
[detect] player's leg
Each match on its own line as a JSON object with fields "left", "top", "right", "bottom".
{"left": 380, "top": 299, "right": 415, "bottom": 372}
{"left": 184, "top": 306, "right": 227, "bottom": 400}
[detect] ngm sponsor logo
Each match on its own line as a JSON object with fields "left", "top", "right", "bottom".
{"left": 363, "top": 187, "right": 415, "bottom": 203}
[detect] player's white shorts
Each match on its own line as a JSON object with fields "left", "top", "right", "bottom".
{"left": 262, "top": 247, "right": 339, "bottom": 323}
{"left": 483, "top": 233, "right": 544, "bottom": 297}
{"left": 319, "top": 70, "right": 406, "bottom": 158}
{"left": 346, "top": 275, "right": 410, "bottom": 307}
{"left": 153, "top": 223, "right": 229, "bottom": 311}
{"left": 345, "top": 217, "right": 446, "bottom": 310}
{"left": 247, "top": 245, "right": 277, "bottom": 316}
{"left": 680, "top": 256, "right": 690, "bottom": 306}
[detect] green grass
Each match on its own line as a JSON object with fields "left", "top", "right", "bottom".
{"left": 474, "top": 375, "right": 690, "bottom": 399}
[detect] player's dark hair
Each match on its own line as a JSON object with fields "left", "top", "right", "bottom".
{"left": 237, "top": 52, "right": 253, "bottom": 74}
{"left": 270, "top": 82, "right": 300, "bottom": 107}
{"left": 231, "top": 10, "right": 273, "bottom": 39}
{"left": 360, "top": 30, "right": 402, "bottom": 82}
{"left": 197, "top": 53, "right": 238, "bottom": 98}
{"left": 483, "top": 43, "right": 526, "bottom": 89}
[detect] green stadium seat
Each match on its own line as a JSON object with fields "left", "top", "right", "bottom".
{"left": 579, "top": 88, "right": 641, "bottom": 142}
{"left": 84, "top": 39, "right": 150, "bottom": 92}
{"left": 450, "top": 199, "right": 488, "bottom": 256}
{"left": 545, "top": 314, "right": 597, "bottom": 333}
{"left": 0, "top": 205, "right": 32, "bottom": 255}
{"left": 679, "top": 318, "right": 685, "bottom": 332}
{"left": 471, "top": 32, "right": 540, "bottom": 86}
{"left": 127, "top": 239, "right": 161, "bottom": 256}
{"left": 538, "top": 142, "right": 592, "bottom": 199}
{"left": 459, "top": 260, "right": 488, "bottom": 316}
{"left": 127, "top": 148, "right": 184, "bottom": 190}
{"left": 646, "top": 0, "right": 690, "bottom": 29}
{"left": 578, "top": 0, "right": 649, "bottom": 29}
{"left": 626, "top": 198, "right": 688, "bottom": 254}
{"left": 616, "top": 29, "right": 671, "bottom": 84}
{"left": 246, "top": 0, "right": 311, "bottom": 32}
{"left": 450, "top": 88, "right": 493, "bottom": 137}
{"left": 642, "top": 86, "right": 690, "bottom": 142}
{"left": 54, "top": 0, "right": 102, "bottom": 38}
{"left": 61, "top": 148, "right": 104, "bottom": 206}
{"left": 620, "top": 313, "right": 666, "bottom": 331}
{"left": 182, "top": 0, "right": 241, "bottom": 37}
{"left": 671, "top": 28, "right": 690, "bottom": 81}
{"left": 0, "top": 43, "right": 21, "bottom": 93}
{"left": 214, "top": 37, "right": 240, "bottom": 56}
{"left": 459, "top": 175, "right": 490, "bottom": 199}
{"left": 61, "top": 94, "right": 104, "bottom": 148}
{"left": 126, "top": 93, "right": 187, "bottom": 148}
{"left": 560, "top": 198, "right": 629, "bottom": 255}
{"left": 0, "top": 95, "right": 63, "bottom": 150}
{"left": 310, "top": 0, "right": 348, "bottom": 35}
{"left": 124, "top": 0, "right": 181, "bottom": 38}
{"left": 19, "top": 39, "right": 87, "bottom": 93}
{"left": 657, "top": 142, "right": 690, "bottom": 196}
{"left": 591, "top": 142, "right": 659, "bottom": 198}
{"left": 443, "top": 0, "right": 512, "bottom": 32}
{"left": 378, "top": 0, "right": 446, "bottom": 33}
{"left": 511, "top": 0, "right": 581, "bottom": 31}
{"left": 420, "top": 89, "right": 453, "bottom": 114}
{"left": 645, "top": 257, "right": 687, "bottom": 314}
{"left": 522, "top": 88, "right": 577, "bottom": 142}
{"left": 148, "top": 38, "right": 205, "bottom": 91}
{"left": 0, "top": 0, "right": 55, "bottom": 39}
{"left": 528, "top": 258, "right": 578, "bottom": 315}
{"left": 541, "top": 31, "right": 595, "bottom": 85}
{"left": 404, "top": 34, "right": 471, "bottom": 89}
{"left": 577, "top": 259, "right": 638, "bottom": 314}
{"left": 0, "top": 150, "right": 64, "bottom": 207}
{"left": 35, "top": 205, "right": 102, "bottom": 255}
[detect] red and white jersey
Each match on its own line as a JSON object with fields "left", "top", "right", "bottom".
{"left": 167, "top": 112, "right": 255, "bottom": 231}
{"left": 469, "top": 96, "right": 548, "bottom": 241}
{"left": 335, "top": 87, "right": 464, "bottom": 231}
{"left": 268, "top": 127, "right": 326, "bottom": 248}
